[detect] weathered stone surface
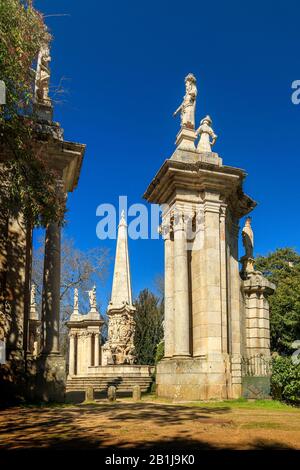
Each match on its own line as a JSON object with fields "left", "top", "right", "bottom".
{"left": 36, "top": 354, "right": 66, "bottom": 402}
{"left": 143, "top": 73, "right": 275, "bottom": 401}
{"left": 107, "top": 385, "right": 116, "bottom": 402}
{"left": 132, "top": 385, "right": 141, "bottom": 401}
{"left": 105, "top": 211, "right": 136, "bottom": 365}
{"left": 85, "top": 385, "right": 94, "bottom": 402}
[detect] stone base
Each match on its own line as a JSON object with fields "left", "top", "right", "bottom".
{"left": 156, "top": 356, "right": 228, "bottom": 401}
{"left": 36, "top": 353, "right": 66, "bottom": 402}
{"left": 84, "top": 364, "right": 154, "bottom": 377}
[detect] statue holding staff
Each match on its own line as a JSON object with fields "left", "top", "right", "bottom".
{"left": 173, "top": 73, "right": 197, "bottom": 129}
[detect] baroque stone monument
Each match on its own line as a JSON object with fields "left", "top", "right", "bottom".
{"left": 144, "top": 74, "right": 275, "bottom": 400}
{"left": 67, "top": 287, "right": 103, "bottom": 377}
{"left": 102, "top": 210, "right": 136, "bottom": 365}
{"left": 65, "top": 213, "right": 153, "bottom": 398}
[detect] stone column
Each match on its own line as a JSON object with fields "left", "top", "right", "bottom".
{"left": 203, "top": 199, "right": 223, "bottom": 357}
{"left": 87, "top": 332, "right": 93, "bottom": 369}
{"left": 41, "top": 222, "right": 61, "bottom": 355}
{"left": 173, "top": 212, "right": 190, "bottom": 357}
{"left": 163, "top": 223, "right": 174, "bottom": 358}
{"left": 94, "top": 332, "right": 100, "bottom": 366}
{"left": 219, "top": 205, "right": 228, "bottom": 354}
{"left": 69, "top": 332, "right": 75, "bottom": 376}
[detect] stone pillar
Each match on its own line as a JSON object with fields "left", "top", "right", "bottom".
{"left": 38, "top": 221, "right": 65, "bottom": 402}
{"left": 173, "top": 212, "right": 190, "bottom": 357}
{"left": 94, "top": 332, "right": 100, "bottom": 366}
{"left": 69, "top": 332, "right": 75, "bottom": 376}
{"left": 41, "top": 222, "right": 61, "bottom": 355}
{"left": 243, "top": 273, "right": 275, "bottom": 357}
{"left": 163, "top": 223, "right": 174, "bottom": 358}
{"left": 203, "top": 199, "right": 222, "bottom": 357}
{"left": 219, "top": 205, "right": 228, "bottom": 354}
{"left": 87, "top": 332, "right": 93, "bottom": 368}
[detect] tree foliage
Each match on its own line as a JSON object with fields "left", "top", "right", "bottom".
{"left": 32, "top": 234, "right": 110, "bottom": 355}
{"left": 271, "top": 355, "right": 300, "bottom": 404}
{"left": 255, "top": 248, "right": 300, "bottom": 354}
{"left": 0, "top": 0, "right": 64, "bottom": 225}
{"left": 134, "top": 289, "right": 164, "bottom": 365}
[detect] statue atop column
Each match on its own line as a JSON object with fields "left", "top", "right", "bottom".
{"left": 73, "top": 288, "right": 79, "bottom": 314}
{"left": 196, "top": 115, "right": 217, "bottom": 152}
{"left": 241, "top": 217, "right": 255, "bottom": 275}
{"left": 173, "top": 73, "right": 197, "bottom": 129}
{"left": 34, "top": 34, "right": 52, "bottom": 107}
{"left": 88, "top": 286, "right": 97, "bottom": 312}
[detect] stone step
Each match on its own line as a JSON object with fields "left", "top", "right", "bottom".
{"left": 66, "top": 375, "right": 153, "bottom": 393}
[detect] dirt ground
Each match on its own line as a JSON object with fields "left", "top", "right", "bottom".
{"left": 0, "top": 398, "right": 300, "bottom": 451}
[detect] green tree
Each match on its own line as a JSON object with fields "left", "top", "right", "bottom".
{"left": 0, "top": 0, "right": 64, "bottom": 225}
{"left": 255, "top": 248, "right": 300, "bottom": 354}
{"left": 134, "top": 289, "right": 164, "bottom": 365}
{"left": 32, "top": 234, "right": 110, "bottom": 356}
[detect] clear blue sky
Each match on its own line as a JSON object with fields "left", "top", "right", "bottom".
{"left": 35, "top": 0, "right": 300, "bottom": 307}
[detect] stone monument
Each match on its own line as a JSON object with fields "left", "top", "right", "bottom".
{"left": 102, "top": 210, "right": 136, "bottom": 365}
{"left": 143, "top": 73, "right": 275, "bottom": 400}
{"left": 66, "top": 287, "right": 103, "bottom": 377}
{"left": 66, "top": 212, "right": 153, "bottom": 398}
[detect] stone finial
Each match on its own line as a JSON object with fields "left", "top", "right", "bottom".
{"left": 85, "top": 385, "right": 94, "bottom": 402}
{"left": 132, "top": 385, "right": 141, "bottom": 401}
{"left": 119, "top": 209, "right": 127, "bottom": 227}
{"left": 241, "top": 217, "right": 255, "bottom": 275}
{"left": 196, "top": 115, "right": 217, "bottom": 152}
{"left": 173, "top": 73, "right": 197, "bottom": 130}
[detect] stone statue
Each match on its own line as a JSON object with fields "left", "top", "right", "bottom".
{"left": 88, "top": 286, "right": 97, "bottom": 311}
{"left": 73, "top": 288, "right": 79, "bottom": 313}
{"left": 173, "top": 73, "right": 197, "bottom": 129}
{"left": 242, "top": 217, "right": 254, "bottom": 259}
{"left": 241, "top": 217, "right": 255, "bottom": 275}
{"left": 30, "top": 283, "right": 36, "bottom": 308}
{"left": 196, "top": 115, "right": 217, "bottom": 152}
{"left": 34, "top": 35, "right": 52, "bottom": 107}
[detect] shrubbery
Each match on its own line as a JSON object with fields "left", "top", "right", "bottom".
{"left": 271, "top": 355, "right": 300, "bottom": 404}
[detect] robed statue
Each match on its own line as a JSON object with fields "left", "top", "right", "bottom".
{"left": 173, "top": 73, "right": 197, "bottom": 129}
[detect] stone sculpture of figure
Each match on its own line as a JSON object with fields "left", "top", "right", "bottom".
{"left": 88, "top": 286, "right": 97, "bottom": 311}
{"left": 173, "top": 73, "right": 197, "bottom": 129}
{"left": 242, "top": 217, "right": 254, "bottom": 259}
{"left": 73, "top": 288, "right": 79, "bottom": 313}
{"left": 34, "top": 35, "right": 52, "bottom": 106}
{"left": 30, "top": 283, "right": 36, "bottom": 308}
{"left": 196, "top": 115, "right": 217, "bottom": 152}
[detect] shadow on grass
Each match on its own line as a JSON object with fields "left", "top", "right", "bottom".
{"left": 0, "top": 402, "right": 297, "bottom": 452}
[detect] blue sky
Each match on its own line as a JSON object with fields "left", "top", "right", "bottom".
{"left": 35, "top": 0, "right": 300, "bottom": 307}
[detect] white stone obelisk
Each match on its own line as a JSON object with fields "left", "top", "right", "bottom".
{"left": 105, "top": 210, "right": 136, "bottom": 365}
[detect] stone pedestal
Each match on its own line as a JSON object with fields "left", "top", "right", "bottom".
{"left": 37, "top": 354, "right": 66, "bottom": 402}
{"left": 175, "top": 128, "right": 196, "bottom": 151}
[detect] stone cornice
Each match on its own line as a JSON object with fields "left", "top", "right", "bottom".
{"left": 143, "top": 158, "right": 256, "bottom": 218}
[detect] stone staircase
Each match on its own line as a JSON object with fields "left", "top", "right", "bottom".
{"left": 66, "top": 375, "right": 153, "bottom": 397}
